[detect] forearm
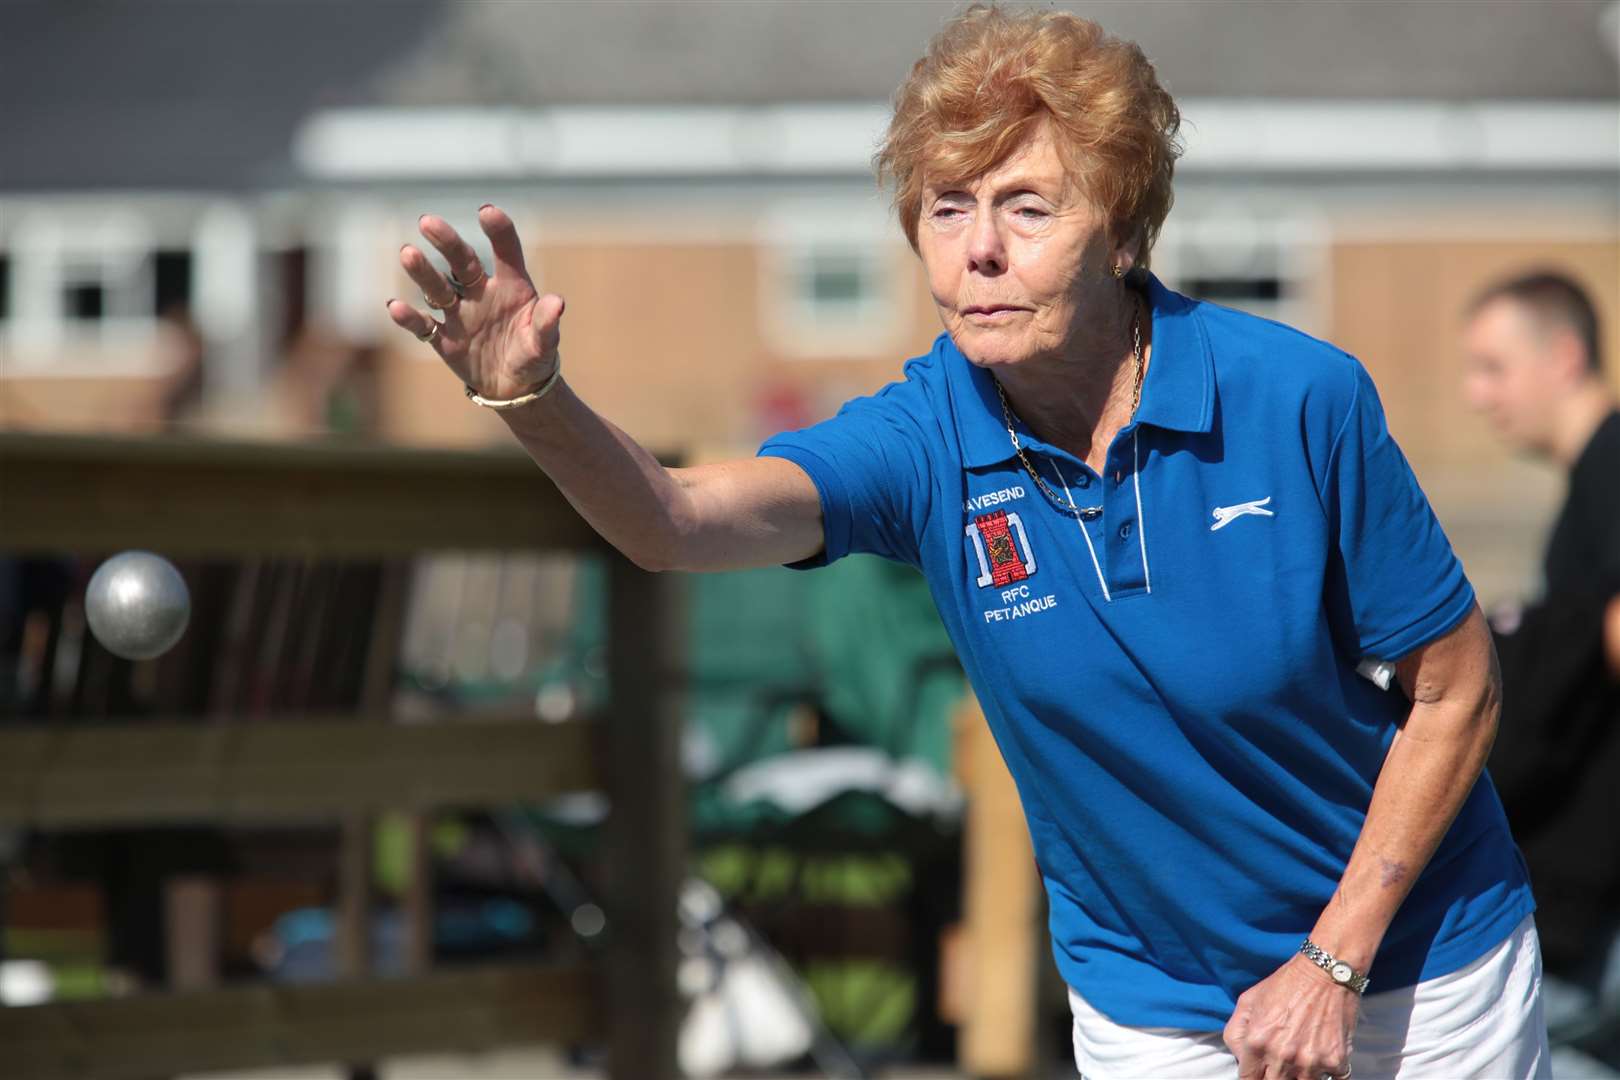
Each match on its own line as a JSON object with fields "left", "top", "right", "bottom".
{"left": 1308, "top": 618, "right": 1501, "bottom": 976}
{"left": 495, "top": 375, "right": 694, "bottom": 571}
{"left": 1606, "top": 594, "right": 1620, "bottom": 678}
{"left": 1308, "top": 704, "right": 1496, "bottom": 973}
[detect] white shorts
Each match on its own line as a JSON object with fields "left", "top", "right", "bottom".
{"left": 1069, "top": 913, "right": 1550, "bottom": 1079}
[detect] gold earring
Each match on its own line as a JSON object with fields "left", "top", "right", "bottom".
{"left": 1112, "top": 264, "right": 1125, "bottom": 279}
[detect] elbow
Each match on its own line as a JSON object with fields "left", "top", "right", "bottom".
{"left": 1475, "top": 633, "right": 1505, "bottom": 748}
{"left": 624, "top": 524, "right": 695, "bottom": 574}
{"left": 1451, "top": 650, "right": 1503, "bottom": 770}
{"left": 635, "top": 477, "right": 708, "bottom": 573}
{"left": 620, "top": 474, "right": 698, "bottom": 573}
{"left": 624, "top": 543, "right": 680, "bottom": 574}
{"left": 1468, "top": 694, "right": 1501, "bottom": 770}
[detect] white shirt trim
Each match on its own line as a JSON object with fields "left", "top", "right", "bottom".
{"left": 1132, "top": 430, "right": 1152, "bottom": 594}
{"left": 1049, "top": 461, "right": 1112, "bottom": 603}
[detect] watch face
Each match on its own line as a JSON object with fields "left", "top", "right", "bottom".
{"left": 1330, "top": 962, "right": 1354, "bottom": 983}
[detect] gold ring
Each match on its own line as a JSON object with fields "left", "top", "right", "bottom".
{"left": 424, "top": 290, "right": 460, "bottom": 313}
{"left": 415, "top": 322, "right": 440, "bottom": 344}
{"left": 448, "top": 268, "right": 486, "bottom": 293}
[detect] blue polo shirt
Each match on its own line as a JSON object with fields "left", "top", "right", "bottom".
{"left": 756, "top": 273, "right": 1535, "bottom": 1031}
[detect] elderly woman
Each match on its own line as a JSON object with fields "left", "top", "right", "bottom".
{"left": 386, "top": 7, "right": 1545, "bottom": 1077}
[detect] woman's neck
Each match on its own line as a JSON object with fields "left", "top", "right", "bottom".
{"left": 994, "top": 289, "right": 1151, "bottom": 475}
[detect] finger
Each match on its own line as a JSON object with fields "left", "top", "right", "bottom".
{"left": 418, "top": 214, "right": 488, "bottom": 288}
{"left": 1223, "top": 1006, "right": 1249, "bottom": 1057}
{"left": 1235, "top": 1037, "right": 1269, "bottom": 1080}
{"left": 529, "top": 292, "right": 565, "bottom": 357}
{"left": 384, "top": 298, "right": 445, "bottom": 354}
{"left": 399, "top": 244, "right": 458, "bottom": 310}
{"left": 1270, "top": 1052, "right": 1314, "bottom": 1080}
{"left": 478, "top": 204, "right": 531, "bottom": 282}
{"left": 1230, "top": 1034, "right": 1262, "bottom": 1080}
{"left": 1257, "top": 1055, "right": 1291, "bottom": 1080}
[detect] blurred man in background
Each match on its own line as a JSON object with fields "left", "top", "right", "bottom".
{"left": 1463, "top": 269, "right": 1620, "bottom": 1063}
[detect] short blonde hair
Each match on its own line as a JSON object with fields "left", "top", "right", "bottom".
{"left": 875, "top": 4, "right": 1182, "bottom": 267}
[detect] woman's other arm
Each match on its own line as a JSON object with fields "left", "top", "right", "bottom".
{"left": 1225, "top": 606, "right": 1501, "bottom": 1078}
{"left": 1307, "top": 604, "right": 1501, "bottom": 971}
{"left": 385, "top": 206, "right": 825, "bottom": 573}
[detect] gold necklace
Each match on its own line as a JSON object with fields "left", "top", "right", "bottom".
{"left": 993, "top": 297, "right": 1143, "bottom": 520}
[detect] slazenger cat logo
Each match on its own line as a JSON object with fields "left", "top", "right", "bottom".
{"left": 965, "top": 509, "right": 1037, "bottom": 588}
{"left": 1210, "top": 496, "right": 1275, "bottom": 531}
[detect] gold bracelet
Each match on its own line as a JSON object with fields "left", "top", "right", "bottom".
{"left": 464, "top": 359, "right": 562, "bottom": 411}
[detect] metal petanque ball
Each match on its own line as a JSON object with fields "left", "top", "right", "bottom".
{"left": 84, "top": 551, "right": 191, "bottom": 661}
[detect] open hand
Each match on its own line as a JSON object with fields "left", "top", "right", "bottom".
{"left": 385, "top": 205, "right": 563, "bottom": 400}
{"left": 1224, "top": 954, "right": 1358, "bottom": 1079}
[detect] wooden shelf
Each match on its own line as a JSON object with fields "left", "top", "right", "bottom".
{"left": 0, "top": 962, "right": 596, "bottom": 1080}
{"left": 0, "top": 715, "right": 599, "bottom": 828}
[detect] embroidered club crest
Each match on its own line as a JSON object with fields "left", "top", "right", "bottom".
{"left": 965, "top": 509, "right": 1037, "bottom": 588}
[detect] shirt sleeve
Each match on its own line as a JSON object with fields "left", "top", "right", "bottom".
{"left": 1320, "top": 361, "right": 1477, "bottom": 661}
{"left": 755, "top": 386, "right": 932, "bottom": 571}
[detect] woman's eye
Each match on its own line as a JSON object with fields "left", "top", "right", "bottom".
{"left": 1014, "top": 206, "right": 1047, "bottom": 220}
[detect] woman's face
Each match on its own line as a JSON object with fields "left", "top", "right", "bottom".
{"left": 917, "top": 121, "right": 1129, "bottom": 370}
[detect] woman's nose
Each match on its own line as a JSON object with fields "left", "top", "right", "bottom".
{"left": 966, "top": 214, "right": 1006, "bottom": 274}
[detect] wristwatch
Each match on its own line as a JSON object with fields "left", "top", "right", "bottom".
{"left": 1299, "top": 939, "right": 1371, "bottom": 994}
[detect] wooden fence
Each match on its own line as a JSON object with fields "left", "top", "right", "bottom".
{"left": 0, "top": 431, "right": 686, "bottom": 1080}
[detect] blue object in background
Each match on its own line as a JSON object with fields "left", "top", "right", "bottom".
{"left": 263, "top": 899, "right": 536, "bottom": 982}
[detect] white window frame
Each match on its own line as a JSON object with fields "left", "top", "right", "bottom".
{"left": 757, "top": 200, "right": 909, "bottom": 358}
{"left": 5, "top": 212, "right": 166, "bottom": 352}
{"left": 1152, "top": 207, "right": 1331, "bottom": 339}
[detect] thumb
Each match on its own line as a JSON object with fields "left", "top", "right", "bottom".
{"left": 531, "top": 292, "right": 565, "bottom": 357}
{"left": 1223, "top": 1002, "right": 1248, "bottom": 1056}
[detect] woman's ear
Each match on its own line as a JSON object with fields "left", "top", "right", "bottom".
{"left": 1109, "top": 223, "right": 1143, "bottom": 277}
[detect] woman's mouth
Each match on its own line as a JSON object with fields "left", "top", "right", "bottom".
{"left": 963, "top": 305, "right": 1026, "bottom": 322}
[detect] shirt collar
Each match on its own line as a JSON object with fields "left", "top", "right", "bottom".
{"left": 946, "top": 271, "right": 1216, "bottom": 470}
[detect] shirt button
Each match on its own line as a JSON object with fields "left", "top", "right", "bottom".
{"left": 1118, "top": 521, "right": 1133, "bottom": 539}
{"left": 1075, "top": 473, "right": 1091, "bottom": 488}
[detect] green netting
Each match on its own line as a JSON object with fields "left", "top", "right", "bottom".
{"left": 803, "top": 556, "right": 960, "bottom": 770}
{"left": 526, "top": 554, "right": 964, "bottom": 836}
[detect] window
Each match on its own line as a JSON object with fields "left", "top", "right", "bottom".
{"left": 54, "top": 248, "right": 165, "bottom": 334}
{"left": 768, "top": 239, "right": 900, "bottom": 355}
{"left": 3, "top": 212, "right": 200, "bottom": 363}
{"left": 153, "top": 249, "right": 193, "bottom": 315}
{"left": 1181, "top": 276, "right": 1283, "bottom": 305}
{"left": 795, "top": 245, "right": 881, "bottom": 320}
{"left": 64, "top": 280, "right": 106, "bottom": 321}
{"left": 1155, "top": 214, "right": 1327, "bottom": 335}
{"left": 757, "top": 201, "right": 910, "bottom": 359}
{"left": 761, "top": 239, "right": 906, "bottom": 358}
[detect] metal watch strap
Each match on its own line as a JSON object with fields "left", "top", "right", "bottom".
{"left": 1299, "top": 938, "right": 1371, "bottom": 994}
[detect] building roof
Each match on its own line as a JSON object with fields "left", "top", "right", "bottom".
{"left": 379, "top": 0, "right": 1620, "bottom": 107}
{"left": 3, "top": 0, "right": 1617, "bottom": 192}
{"left": 1, "top": 0, "right": 439, "bottom": 191}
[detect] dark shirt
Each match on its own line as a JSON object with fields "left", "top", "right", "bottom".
{"left": 1489, "top": 408, "right": 1620, "bottom": 986}
{"left": 1545, "top": 409, "right": 1620, "bottom": 597}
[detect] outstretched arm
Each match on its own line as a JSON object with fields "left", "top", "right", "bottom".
{"left": 485, "top": 379, "right": 827, "bottom": 572}
{"left": 386, "top": 205, "right": 825, "bottom": 573}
